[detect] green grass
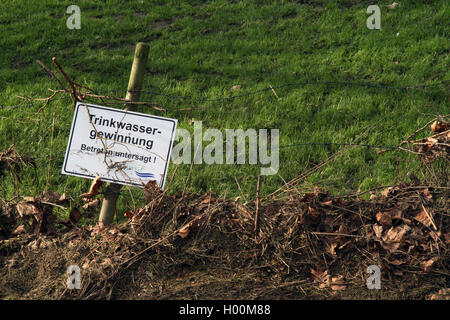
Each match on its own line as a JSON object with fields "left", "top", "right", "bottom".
{"left": 0, "top": 0, "right": 449, "bottom": 218}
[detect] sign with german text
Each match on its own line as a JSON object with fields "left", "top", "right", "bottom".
{"left": 62, "top": 102, "right": 177, "bottom": 189}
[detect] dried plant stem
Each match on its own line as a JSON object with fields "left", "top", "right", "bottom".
{"left": 234, "top": 176, "right": 248, "bottom": 203}
{"left": 254, "top": 175, "right": 261, "bottom": 238}
{"left": 52, "top": 57, "right": 78, "bottom": 109}
{"left": 36, "top": 59, "right": 67, "bottom": 90}
{"left": 45, "top": 112, "right": 55, "bottom": 190}
{"left": 421, "top": 203, "right": 437, "bottom": 231}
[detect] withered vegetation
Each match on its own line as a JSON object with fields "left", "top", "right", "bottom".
{"left": 0, "top": 121, "right": 448, "bottom": 300}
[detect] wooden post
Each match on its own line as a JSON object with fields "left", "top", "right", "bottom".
{"left": 98, "top": 42, "right": 149, "bottom": 226}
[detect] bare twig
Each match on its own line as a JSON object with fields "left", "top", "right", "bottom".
{"left": 16, "top": 90, "right": 58, "bottom": 113}
{"left": 234, "top": 176, "right": 249, "bottom": 203}
{"left": 269, "top": 85, "right": 280, "bottom": 99}
{"left": 263, "top": 146, "right": 354, "bottom": 201}
{"left": 36, "top": 59, "right": 67, "bottom": 90}
{"left": 40, "top": 201, "right": 67, "bottom": 210}
{"left": 421, "top": 203, "right": 438, "bottom": 231}
{"left": 254, "top": 175, "right": 261, "bottom": 238}
{"left": 378, "top": 117, "right": 442, "bottom": 154}
{"left": 52, "top": 57, "right": 79, "bottom": 109}
{"left": 46, "top": 112, "right": 55, "bottom": 190}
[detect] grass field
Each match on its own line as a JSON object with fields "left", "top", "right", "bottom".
{"left": 0, "top": 0, "right": 448, "bottom": 219}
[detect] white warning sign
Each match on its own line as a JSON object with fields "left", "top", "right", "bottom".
{"left": 62, "top": 102, "right": 177, "bottom": 189}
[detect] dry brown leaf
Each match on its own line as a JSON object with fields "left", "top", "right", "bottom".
{"left": 11, "top": 225, "right": 26, "bottom": 235}
{"left": 80, "top": 176, "right": 102, "bottom": 200}
{"left": 178, "top": 224, "right": 191, "bottom": 238}
{"left": 373, "top": 224, "right": 383, "bottom": 238}
{"left": 387, "top": 259, "right": 405, "bottom": 266}
{"left": 376, "top": 209, "right": 404, "bottom": 227}
{"left": 82, "top": 260, "right": 92, "bottom": 269}
{"left": 414, "top": 207, "right": 434, "bottom": 228}
{"left": 311, "top": 268, "right": 346, "bottom": 291}
{"left": 40, "top": 191, "right": 68, "bottom": 206}
{"left": 326, "top": 226, "right": 350, "bottom": 255}
{"left": 327, "top": 241, "right": 339, "bottom": 255}
{"left": 177, "top": 215, "right": 207, "bottom": 238}
{"left": 381, "top": 187, "right": 392, "bottom": 197}
{"left": 59, "top": 193, "right": 67, "bottom": 203}
{"left": 430, "top": 120, "right": 449, "bottom": 133}
{"left": 28, "top": 239, "right": 40, "bottom": 251}
{"left": 69, "top": 208, "right": 81, "bottom": 224}
{"left": 330, "top": 275, "right": 346, "bottom": 291}
{"left": 201, "top": 196, "right": 215, "bottom": 204}
{"left": 423, "top": 137, "right": 439, "bottom": 152}
{"left": 311, "top": 267, "right": 329, "bottom": 288}
{"left": 90, "top": 176, "right": 102, "bottom": 193}
{"left": 381, "top": 224, "right": 410, "bottom": 252}
{"left": 376, "top": 211, "right": 392, "bottom": 228}
{"left": 429, "top": 288, "right": 450, "bottom": 300}
{"left": 429, "top": 231, "right": 441, "bottom": 243}
{"left": 124, "top": 210, "right": 135, "bottom": 220}
{"left": 16, "top": 201, "right": 41, "bottom": 218}
{"left": 420, "top": 257, "right": 439, "bottom": 272}
{"left": 423, "top": 188, "right": 432, "bottom": 200}
{"left": 39, "top": 239, "right": 48, "bottom": 249}
{"left": 101, "top": 258, "right": 112, "bottom": 267}
{"left": 15, "top": 197, "right": 58, "bottom": 234}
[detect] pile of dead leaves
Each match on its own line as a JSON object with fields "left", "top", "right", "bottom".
{"left": 1, "top": 190, "right": 83, "bottom": 239}
{"left": 367, "top": 184, "right": 448, "bottom": 274}
{"left": 0, "top": 140, "right": 448, "bottom": 299}
{"left": 1, "top": 175, "right": 447, "bottom": 299}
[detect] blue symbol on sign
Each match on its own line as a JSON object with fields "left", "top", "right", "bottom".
{"left": 135, "top": 171, "right": 155, "bottom": 179}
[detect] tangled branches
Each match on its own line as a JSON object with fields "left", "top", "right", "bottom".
{"left": 17, "top": 58, "right": 166, "bottom": 113}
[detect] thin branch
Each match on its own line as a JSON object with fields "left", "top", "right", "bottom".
{"left": 378, "top": 118, "right": 441, "bottom": 154}
{"left": 254, "top": 175, "right": 261, "bottom": 238}
{"left": 36, "top": 59, "right": 67, "bottom": 90}
{"left": 52, "top": 57, "right": 79, "bottom": 109}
